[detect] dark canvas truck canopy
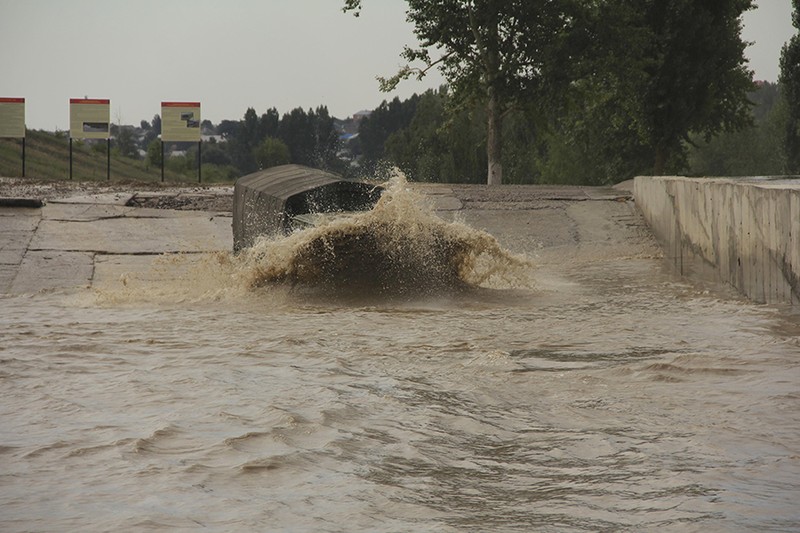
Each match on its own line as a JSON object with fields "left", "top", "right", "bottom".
{"left": 233, "top": 164, "right": 383, "bottom": 251}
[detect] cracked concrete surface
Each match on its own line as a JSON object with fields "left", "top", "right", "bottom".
{"left": 1, "top": 193, "right": 232, "bottom": 295}
{"left": 1, "top": 179, "right": 658, "bottom": 296}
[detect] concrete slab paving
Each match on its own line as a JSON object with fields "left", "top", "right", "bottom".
{"left": 42, "top": 203, "right": 134, "bottom": 221}
{"left": 5, "top": 175, "right": 796, "bottom": 306}
{"left": 0, "top": 228, "right": 39, "bottom": 254}
{"left": 429, "top": 195, "right": 463, "bottom": 211}
{"left": 29, "top": 215, "right": 231, "bottom": 255}
{"left": 1, "top": 189, "right": 232, "bottom": 295}
{"left": 0, "top": 207, "right": 41, "bottom": 293}
{"left": 0, "top": 237, "right": 32, "bottom": 266}
{"left": 42, "top": 202, "right": 219, "bottom": 221}
{"left": 92, "top": 253, "right": 217, "bottom": 291}
{"left": 1, "top": 179, "right": 657, "bottom": 297}
{"left": 53, "top": 192, "right": 135, "bottom": 205}
{"left": 10, "top": 250, "right": 95, "bottom": 294}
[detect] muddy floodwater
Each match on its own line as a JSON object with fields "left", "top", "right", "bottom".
{"left": 1, "top": 180, "right": 798, "bottom": 532}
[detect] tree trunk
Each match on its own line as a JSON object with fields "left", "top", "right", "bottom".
{"left": 486, "top": 90, "right": 502, "bottom": 185}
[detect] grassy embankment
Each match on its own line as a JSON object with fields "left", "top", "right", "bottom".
{"left": 0, "top": 130, "right": 233, "bottom": 185}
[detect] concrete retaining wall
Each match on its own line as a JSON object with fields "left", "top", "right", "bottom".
{"left": 634, "top": 176, "right": 800, "bottom": 306}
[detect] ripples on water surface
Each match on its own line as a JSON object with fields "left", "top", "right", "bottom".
{"left": 1, "top": 189, "right": 799, "bottom": 531}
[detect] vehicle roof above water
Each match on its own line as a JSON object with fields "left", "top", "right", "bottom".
{"left": 237, "top": 165, "right": 352, "bottom": 201}
{"left": 232, "top": 164, "right": 383, "bottom": 251}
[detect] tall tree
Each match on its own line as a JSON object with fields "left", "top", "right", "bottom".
{"left": 279, "top": 107, "right": 313, "bottom": 165}
{"left": 241, "top": 107, "right": 261, "bottom": 149}
{"left": 227, "top": 108, "right": 260, "bottom": 173}
{"left": 259, "top": 108, "right": 280, "bottom": 141}
{"left": 345, "top": 0, "right": 572, "bottom": 185}
{"left": 536, "top": 1, "right": 653, "bottom": 183}
{"left": 635, "top": 0, "right": 754, "bottom": 174}
{"left": 114, "top": 126, "right": 139, "bottom": 159}
{"left": 688, "top": 83, "right": 788, "bottom": 176}
{"left": 358, "top": 95, "right": 419, "bottom": 171}
{"left": 216, "top": 119, "right": 240, "bottom": 139}
{"left": 253, "top": 137, "right": 290, "bottom": 169}
{"left": 151, "top": 114, "right": 161, "bottom": 135}
{"left": 384, "top": 90, "right": 446, "bottom": 180}
{"left": 381, "top": 88, "right": 488, "bottom": 182}
{"left": 277, "top": 107, "right": 339, "bottom": 169}
{"left": 548, "top": 0, "right": 754, "bottom": 177}
{"left": 781, "top": 0, "right": 800, "bottom": 173}
{"left": 139, "top": 117, "right": 159, "bottom": 152}
{"left": 146, "top": 139, "right": 163, "bottom": 167}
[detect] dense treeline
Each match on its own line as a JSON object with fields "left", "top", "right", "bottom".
{"left": 109, "top": 77, "right": 790, "bottom": 185}
{"left": 151, "top": 76, "right": 788, "bottom": 185}
{"left": 354, "top": 81, "right": 791, "bottom": 184}
{"left": 215, "top": 106, "right": 341, "bottom": 175}
{"left": 781, "top": 0, "right": 800, "bottom": 172}
{"left": 139, "top": 105, "right": 342, "bottom": 182}
{"left": 9, "top": 78, "right": 784, "bottom": 185}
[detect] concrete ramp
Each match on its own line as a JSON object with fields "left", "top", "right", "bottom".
{"left": 0, "top": 190, "right": 232, "bottom": 295}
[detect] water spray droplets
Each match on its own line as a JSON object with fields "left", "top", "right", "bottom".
{"left": 235, "top": 171, "right": 534, "bottom": 296}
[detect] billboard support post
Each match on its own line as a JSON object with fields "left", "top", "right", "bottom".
{"left": 161, "top": 141, "right": 165, "bottom": 182}
{"left": 69, "top": 137, "right": 73, "bottom": 180}
{"left": 107, "top": 138, "right": 111, "bottom": 180}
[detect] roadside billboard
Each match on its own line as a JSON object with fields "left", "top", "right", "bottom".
{"left": 161, "top": 101, "right": 201, "bottom": 142}
{"left": 0, "top": 97, "right": 25, "bottom": 138}
{"left": 70, "top": 98, "right": 110, "bottom": 139}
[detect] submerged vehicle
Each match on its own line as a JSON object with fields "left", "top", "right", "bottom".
{"left": 233, "top": 164, "right": 521, "bottom": 294}
{"left": 232, "top": 164, "right": 383, "bottom": 252}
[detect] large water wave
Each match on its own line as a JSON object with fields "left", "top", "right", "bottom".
{"left": 234, "top": 174, "right": 533, "bottom": 296}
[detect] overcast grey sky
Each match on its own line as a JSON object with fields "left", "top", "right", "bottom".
{"left": 0, "top": 0, "right": 794, "bottom": 131}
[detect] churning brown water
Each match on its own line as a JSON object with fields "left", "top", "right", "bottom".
{"left": 1, "top": 179, "right": 799, "bottom": 532}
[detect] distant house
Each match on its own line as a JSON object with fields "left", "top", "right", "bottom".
{"left": 331, "top": 110, "right": 372, "bottom": 162}
{"left": 335, "top": 110, "right": 373, "bottom": 137}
